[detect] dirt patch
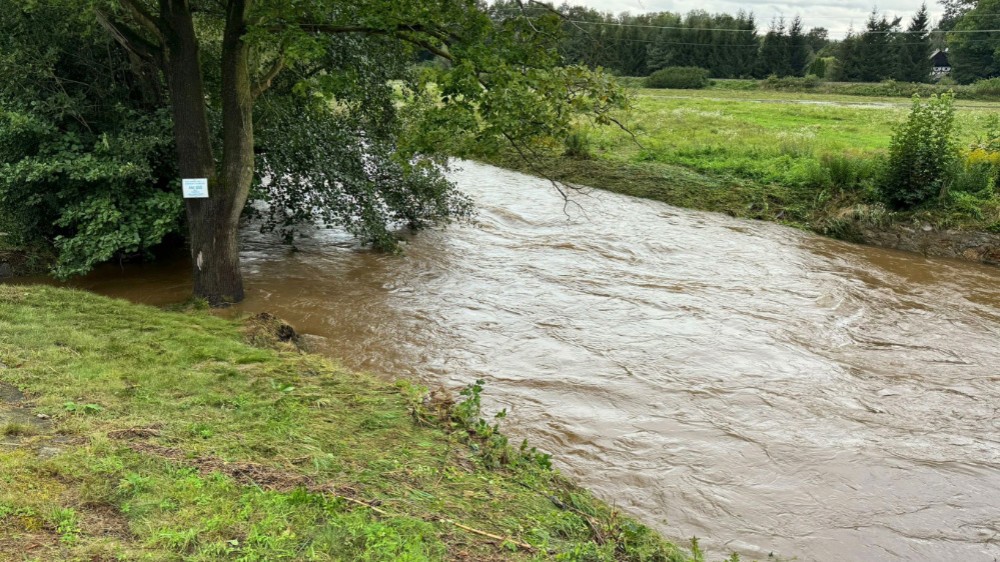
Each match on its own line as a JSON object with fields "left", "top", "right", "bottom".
{"left": 0, "top": 381, "right": 25, "bottom": 403}
{"left": 0, "top": 383, "right": 50, "bottom": 446}
{"left": 77, "top": 502, "right": 134, "bottom": 541}
{"left": 106, "top": 426, "right": 162, "bottom": 440}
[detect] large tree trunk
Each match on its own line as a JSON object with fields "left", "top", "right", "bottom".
{"left": 160, "top": 0, "right": 252, "bottom": 305}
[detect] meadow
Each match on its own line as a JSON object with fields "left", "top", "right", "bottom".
{"left": 489, "top": 87, "right": 1000, "bottom": 239}
{"left": 586, "top": 88, "right": 998, "bottom": 190}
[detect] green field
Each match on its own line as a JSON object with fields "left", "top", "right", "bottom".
{"left": 488, "top": 87, "right": 1000, "bottom": 239}
{"left": 587, "top": 88, "right": 997, "bottom": 188}
{"left": 0, "top": 286, "right": 696, "bottom": 561}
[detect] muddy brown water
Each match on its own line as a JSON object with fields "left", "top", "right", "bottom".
{"left": 14, "top": 161, "right": 1000, "bottom": 561}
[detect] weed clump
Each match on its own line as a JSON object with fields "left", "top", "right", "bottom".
{"left": 2, "top": 422, "right": 38, "bottom": 436}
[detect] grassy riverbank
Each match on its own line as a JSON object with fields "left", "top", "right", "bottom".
{"left": 618, "top": 77, "right": 1000, "bottom": 101}
{"left": 0, "top": 285, "right": 698, "bottom": 561}
{"left": 486, "top": 87, "right": 1000, "bottom": 241}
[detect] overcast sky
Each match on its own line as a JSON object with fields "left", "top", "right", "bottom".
{"left": 558, "top": 0, "right": 944, "bottom": 38}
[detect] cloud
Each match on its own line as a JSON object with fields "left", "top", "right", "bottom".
{"left": 558, "top": 0, "right": 942, "bottom": 37}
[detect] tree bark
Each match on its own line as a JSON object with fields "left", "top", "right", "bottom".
{"left": 159, "top": 0, "right": 250, "bottom": 305}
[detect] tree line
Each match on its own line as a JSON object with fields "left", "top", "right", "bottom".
{"left": 524, "top": 0, "right": 999, "bottom": 84}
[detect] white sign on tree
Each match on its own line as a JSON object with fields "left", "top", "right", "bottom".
{"left": 182, "top": 178, "right": 209, "bottom": 198}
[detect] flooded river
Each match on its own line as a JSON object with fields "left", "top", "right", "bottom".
{"left": 30, "top": 162, "right": 1000, "bottom": 561}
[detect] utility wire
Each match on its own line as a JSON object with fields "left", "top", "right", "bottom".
{"left": 563, "top": 19, "right": 1000, "bottom": 34}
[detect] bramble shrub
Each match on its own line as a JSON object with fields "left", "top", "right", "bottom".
{"left": 880, "top": 94, "right": 958, "bottom": 209}
{"left": 645, "top": 67, "right": 710, "bottom": 90}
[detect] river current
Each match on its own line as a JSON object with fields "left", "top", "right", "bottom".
{"left": 32, "top": 161, "right": 1000, "bottom": 561}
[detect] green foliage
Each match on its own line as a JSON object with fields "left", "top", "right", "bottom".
{"left": 894, "top": 5, "right": 933, "bottom": 84}
{"left": 252, "top": 68, "right": 470, "bottom": 251}
{"left": 450, "top": 379, "right": 553, "bottom": 470}
{"left": 807, "top": 57, "right": 831, "bottom": 78}
{"left": 1, "top": 0, "right": 631, "bottom": 278}
{"left": 881, "top": 94, "right": 959, "bottom": 208}
{"left": 819, "top": 153, "right": 883, "bottom": 194}
{"left": 837, "top": 11, "right": 904, "bottom": 83}
{"left": 950, "top": 115, "right": 1000, "bottom": 220}
{"left": 0, "top": 2, "right": 181, "bottom": 278}
{"left": 645, "top": 12, "right": 759, "bottom": 79}
{"left": 246, "top": 3, "right": 629, "bottom": 253}
{"left": 646, "top": 67, "right": 710, "bottom": 89}
{"left": 971, "top": 78, "right": 1000, "bottom": 97}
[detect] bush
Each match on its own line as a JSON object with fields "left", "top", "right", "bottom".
{"left": 961, "top": 114, "right": 1000, "bottom": 193}
{"left": 880, "top": 94, "right": 959, "bottom": 209}
{"left": 645, "top": 67, "right": 710, "bottom": 89}
{"left": 0, "top": 108, "right": 182, "bottom": 278}
{"left": 761, "top": 74, "right": 821, "bottom": 91}
{"left": 0, "top": 3, "right": 182, "bottom": 277}
{"left": 971, "top": 77, "right": 1000, "bottom": 98}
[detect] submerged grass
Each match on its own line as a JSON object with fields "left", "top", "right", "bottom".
{"left": 0, "top": 285, "right": 697, "bottom": 561}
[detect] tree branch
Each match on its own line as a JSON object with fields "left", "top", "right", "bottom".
{"left": 396, "top": 33, "right": 453, "bottom": 62}
{"left": 96, "top": 10, "right": 162, "bottom": 63}
{"left": 117, "top": 0, "right": 167, "bottom": 42}
{"left": 252, "top": 54, "right": 285, "bottom": 99}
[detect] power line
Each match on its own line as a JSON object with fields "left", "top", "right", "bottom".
{"left": 562, "top": 19, "right": 1000, "bottom": 34}
{"left": 565, "top": 34, "right": 996, "bottom": 48}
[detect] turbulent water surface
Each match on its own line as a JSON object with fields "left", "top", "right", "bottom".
{"left": 33, "top": 161, "right": 1000, "bottom": 561}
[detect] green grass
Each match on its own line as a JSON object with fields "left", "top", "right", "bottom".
{"left": 619, "top": 76, "right": 1000, "bottom": 102}
{"left": 590, "top": 88, "right": 997, "bottom": 189}
{"left": 485, "top": 87, "right": 1000, "bottom": 239}
{"left": 0, "top": 285, "right": 697, "bottom": 561}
